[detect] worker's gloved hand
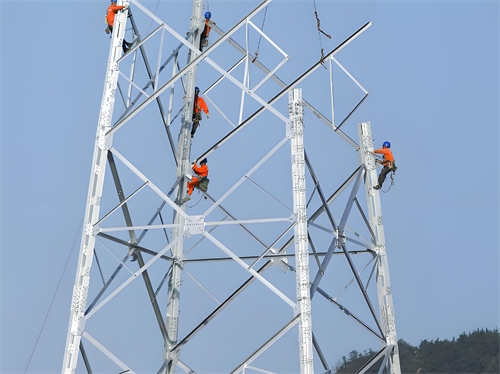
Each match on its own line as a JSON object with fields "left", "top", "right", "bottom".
{"left": 206, "top": 113, "right": 210, "bottom": 119}
{"left": 123, "top": 5, "right": 129, "bottom": 9}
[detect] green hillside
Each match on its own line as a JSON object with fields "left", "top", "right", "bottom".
{"left": 334, "top": 328, "right": 499, "bottom": 374}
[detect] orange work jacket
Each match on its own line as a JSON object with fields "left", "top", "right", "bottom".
{"left": 194, "top": 96, "right": 209, "bottom": 115}
{"left": 107, "top": 4, "right": 124, "bottom": 26}
{"left": 192, "top": 163, "right": 209, "bottom": 177}
{"left": 374, "top": 148, "right": 395, "bottom": 167}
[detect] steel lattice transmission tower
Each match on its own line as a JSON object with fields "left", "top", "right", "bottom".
{"left": 62, "top": 0, "right": 401, "bottom": 373}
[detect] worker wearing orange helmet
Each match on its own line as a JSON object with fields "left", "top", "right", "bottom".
{"left": 105, "top": 1, "right": 133, "bottom": 53}
{"left": 191, "top": 87, "right": 210, "bottom": 138}
{"left": 372, "top": 141, "right": 397, "bottom": 190}
{"left": 183, "top": 158, "right": 209, "bottom": 202}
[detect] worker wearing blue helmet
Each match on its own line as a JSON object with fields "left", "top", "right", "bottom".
{"left": 199, "top": 11, "right": 213, "bottom": 51}
{"left": 372, "top": 141, "right": 397, "bottom": 190}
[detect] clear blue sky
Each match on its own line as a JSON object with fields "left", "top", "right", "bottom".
{"left": 1, "top": 0, "right": 498, "bottom": 373}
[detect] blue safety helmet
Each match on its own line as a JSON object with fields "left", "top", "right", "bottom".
{"left": 382, "top": 141, "right": 391, "bottom": 148}
{"left": 205, "top": 11, "right": 212, "bottom": 19}
{"left": 200, "top": 158, "right": 208, "bottom": 164}
{"left": 195, "top": 86, "right": 200, "bottom": 93}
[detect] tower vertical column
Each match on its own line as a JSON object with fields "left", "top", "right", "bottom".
{"left": 288, "top": 89, "right": 314, "bottom": 374}
{"left": 358, "top": 122, "right": 401, "bottom": 374}
{"left": 163, "top": 1, "right": 204, "bottom": 373}
{"left": 61, "top": 2, "right": 130, "bottom": 373}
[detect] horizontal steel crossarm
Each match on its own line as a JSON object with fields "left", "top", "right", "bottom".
{"left": 110, "top": 147, "right": 188, "bottom": 220}
{"left": 308, "top": 222, "right": 374, "bottom": 249}
{"left": 204, "top": 217, "right": 293, "bottom": 227}
{"left": 83, "top": 331, "right": 135, "bottom": 374}
{"left": 100, "top": 223, "right": 181, "bottom": 233}
{"left": 97, "top": 232, "right": 174, "bottom": 262}
{"left": 231, "top": 314, "right": 301, "bottom": 373}
{"left": 86, "top": 235, "right": 183, "bottom": 319}
{"left": 203, "top": 137, "right": 289, "bottom": 217}
{"left": 108, "top": 0, "right": 272, "bottom": 137}
{"left": 203, "top": 231, "right": 296, "bottom": 308}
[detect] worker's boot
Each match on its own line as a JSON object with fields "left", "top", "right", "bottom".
{"left": 183, "top": 196, "right": 191, "bottom": 203}
{"left": 373, "top": 185, "right": 381, "bottom": 190}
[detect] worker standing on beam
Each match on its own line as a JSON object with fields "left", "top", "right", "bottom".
{"left": 105, "top": 1, "right": 134, "bottom": 53}
{"left": 183, "top": 158, "right": 209, "bottom": 203}
{"left": 372, "top": 141, "right": 397, "bottom": 190}
{"left": 199, "top": 11, "right": 213, "bottom": 51}
{"left": 191, "top": 87, "right": 210, "bottom": 138}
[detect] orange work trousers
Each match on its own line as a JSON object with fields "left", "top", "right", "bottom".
{"left": 187, "top": 177, "right": 200, "bottom": 195}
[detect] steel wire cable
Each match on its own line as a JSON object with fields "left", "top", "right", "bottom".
{"left": 23, "top": 219, "right": 82, "bottom": 374}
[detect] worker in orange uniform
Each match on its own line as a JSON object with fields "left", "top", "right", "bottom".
{"left": 183, "top": 158, "right": 209, "bottom": 202}
{"left": 199, "top": 12, "right": 213, "bottom": 51}
{"left": 372, "top": 141, "right": 397, "bottom": 190}
{"left": 191, "top": 87, "right": 210, "bottom": 138}
{"left": 105, "top": 1, "right": 133, "bottom": 53}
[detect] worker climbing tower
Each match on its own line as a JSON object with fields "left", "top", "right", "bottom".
{"left": 62, "top": 0, "right": 402, "bottom": 373}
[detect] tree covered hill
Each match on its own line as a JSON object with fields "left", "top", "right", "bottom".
{"left": 334, "top": 328, "right": 499, "bottom": 374}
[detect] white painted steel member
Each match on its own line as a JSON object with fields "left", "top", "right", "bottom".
{"left": 61, "top": 2, "right": 130, "bottom": 373}
{"left": 289, "top": 89, "right": 314, "bottom": 373}
{"left": 358, "top": 122, "right": 401, "bottom": 374}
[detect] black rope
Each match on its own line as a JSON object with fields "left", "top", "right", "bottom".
{"left": 252, "top": 6, "right": 268, "bottom": 63}
{"left": 312, "top": 0, "right": 331, "bottom": 67}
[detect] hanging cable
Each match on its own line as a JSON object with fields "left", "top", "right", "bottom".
{"left": 24, "top": 220, "right": 82, "bottom": 374}
{"left": 312, "top": 0, "right": 331, "bottom": 67}
{"left": 252, "top": 6, "right": 268, "bottom": 63}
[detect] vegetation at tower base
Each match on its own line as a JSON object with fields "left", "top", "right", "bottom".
{"left": 333, "top": 328, "right": 499, "bottom": 374}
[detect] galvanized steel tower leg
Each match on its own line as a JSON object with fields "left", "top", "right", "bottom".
{"left": 61, "top": 2, "right": 130, "bottom": 373}
{"left": 358, "top": 122, "right": 401, "bottom": 374}
{"left": 163, "top": 1, "right": 204, "bottom": 372}
{"left": 288, "top": 89, "right": 314, "bottom": 373}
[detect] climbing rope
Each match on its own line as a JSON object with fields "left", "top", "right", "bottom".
{"left": 380, "top": 172, "right": 396, "bottom": 193}
{"left": 186, "top": 193, "right": 205, "bottom": 208}
{"left": 252, "top": 6, "right": 268, "bottom": 63}
{"left": 312, "top": 0, "right": 331, "bottom": 66}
